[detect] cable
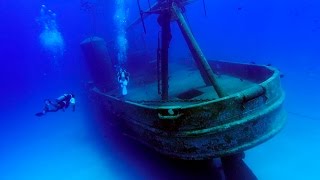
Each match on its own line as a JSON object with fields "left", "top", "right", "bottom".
{"left": 288, "top": 111, "right": 320, "bottom": 121}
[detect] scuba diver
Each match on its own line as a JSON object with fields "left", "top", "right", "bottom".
{"left": 35, "top": 93, "right": 76, "bottom": 117}
{"left": 117, "top": 68, "right": 130, "bottom": 96}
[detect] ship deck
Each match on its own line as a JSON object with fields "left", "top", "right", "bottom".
{"left": 104, "top": 63, "right": 258, "bottom": 106}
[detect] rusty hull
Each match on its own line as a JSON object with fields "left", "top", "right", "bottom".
{"left": 89, "top": 60, "right": 286, "bottom": 160}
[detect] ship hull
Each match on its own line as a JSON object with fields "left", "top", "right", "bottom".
{"left": 89, "top": 60, "right": 286, "bottom": 160}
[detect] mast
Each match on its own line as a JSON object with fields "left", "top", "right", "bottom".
{"left": 132, "top": 0, "right": 227, "bottom": 98}
{"left": 158, "top": 9, "right": 172, "bottom": 100}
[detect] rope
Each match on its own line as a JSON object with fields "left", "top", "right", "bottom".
{"left": 288, "top": 111, "right": 320, "bottom": 121}
{"left": 202, "top": 0, "right": 207, "bottom": 16}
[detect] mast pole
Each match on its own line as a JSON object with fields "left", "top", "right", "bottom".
{"left": 171, "top": 2, "right": 226, "bottom": 98}
{"left": 158, "top": 10, "right": 172, "bottom": 100}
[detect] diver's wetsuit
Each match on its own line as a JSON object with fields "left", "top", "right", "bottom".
{"left": 35, "top": 93, "right": 76, "bottom": 117}
{"left": 56, "top": 94, "right": 74, "bottom": 110}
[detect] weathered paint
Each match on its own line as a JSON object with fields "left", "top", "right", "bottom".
{"left": 89, "top": 60, "right": 286, "bottom": 160}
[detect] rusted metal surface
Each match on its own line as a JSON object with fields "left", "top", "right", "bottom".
{"left": 89, "top": 60, "right": 286, "bottom": 160}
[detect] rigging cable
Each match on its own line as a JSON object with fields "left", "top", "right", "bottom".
{"left": 288, "top": 111, "right": 320, "bottom": 121}
{"left": 148, "top": 0, "right": 151, "bottom": 9}
{"left": 157, "top": 31, "right": 162, "bottom": 95}
{"left": 137, "top": 0, "right": 147, "bottom": 34}
{"left": 202, "top": 0, "right": 207, "bottom": 16}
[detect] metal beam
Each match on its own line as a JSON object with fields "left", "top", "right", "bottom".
{"left": 171, "top": 3, "right": 226, "bottom": 97}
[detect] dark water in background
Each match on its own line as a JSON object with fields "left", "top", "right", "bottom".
{"left": 1, "top": 0, "right": 320, "bottom": 179}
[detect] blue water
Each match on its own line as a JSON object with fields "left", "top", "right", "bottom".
{"left": 1, "top": 0, "right": 320, "bottom": 179}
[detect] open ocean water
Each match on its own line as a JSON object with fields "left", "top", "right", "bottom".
{"left": 1, "top": 0, "right": 320, "bottom": 179}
